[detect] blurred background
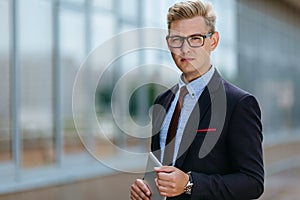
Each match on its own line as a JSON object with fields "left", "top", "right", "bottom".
{"left": 0, "top": 0, "right": 300, "bottom": 199}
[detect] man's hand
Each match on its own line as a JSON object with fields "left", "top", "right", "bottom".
{"left": 130, "top": 178, "right": 152, "bottom": 200}
{"left": 154, "top": 166, "right": 189, "bottom": 197}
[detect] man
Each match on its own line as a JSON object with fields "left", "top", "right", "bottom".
{"left": 130, "top": 1, "right": 264, "bottom": 199}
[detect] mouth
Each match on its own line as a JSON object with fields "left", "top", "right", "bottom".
{"left": 180, "top": 57, "right": 195, "bottom": 62}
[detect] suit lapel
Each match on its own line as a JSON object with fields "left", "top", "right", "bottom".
{"left": 175, "top": 70, "right": 223, "bottom": 168}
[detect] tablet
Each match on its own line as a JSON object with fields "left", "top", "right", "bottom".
{"left": 143, "top": 152, "right": 166, "bottom": 200}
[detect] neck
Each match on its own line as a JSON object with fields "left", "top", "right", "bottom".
{"left": 183, "top": 64, "right": 212, "bottom": 83}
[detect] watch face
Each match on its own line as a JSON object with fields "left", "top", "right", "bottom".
{"left": 184, "top": 182, "right": 193, "bottom": 195}
{"left": 184, "top": 172, "right": 193, "bottom": 195}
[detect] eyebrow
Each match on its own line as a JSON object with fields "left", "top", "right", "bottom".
{"left": 169, "top": 33, "right": 206, "bottom": 37}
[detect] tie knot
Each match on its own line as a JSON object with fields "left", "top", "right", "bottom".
{"left": 178, "top": 86, "right": 188, "bottom": 106}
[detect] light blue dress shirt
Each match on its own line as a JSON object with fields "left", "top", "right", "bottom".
{"left": 160, "top": 66, "right": 215, "bottom": 164}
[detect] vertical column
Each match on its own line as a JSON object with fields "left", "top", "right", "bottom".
{"left": 84, "top": 0, "right": 94, "bottom": 152}
{"left": 10, "top": 0, "right": 21, "bottom": 180}
{"left": 52, "top": 0, "right": 63, "bottom": 167}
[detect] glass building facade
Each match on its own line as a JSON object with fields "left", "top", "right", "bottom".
{"left": 0, "top": 0, "right": 299, "bottom": 196}
{"left": 237, "top": 0, "right": 300, "bottom": 133}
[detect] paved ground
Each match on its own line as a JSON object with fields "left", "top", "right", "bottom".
{"left": 0, "top": 172, "right": 142, "bottom": 200}
{"left": 260, "top": 167, "right": 300, "bottom": 200}
{"left": 1, "top": 138, "right": 299, "bottom": 199}
{"left": 0, "top": 167, "right": 300, "bottom": 200}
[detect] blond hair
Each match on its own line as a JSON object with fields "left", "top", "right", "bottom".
{"left": 167, "top": 0, "right": 216, "bottom": 32}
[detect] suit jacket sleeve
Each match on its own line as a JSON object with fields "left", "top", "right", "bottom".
{"left": 191, "top": 95, "right": 264, "bottom": 200}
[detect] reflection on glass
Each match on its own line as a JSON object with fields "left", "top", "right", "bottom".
{"left": 61, "top": 0, "right": 84, "bottom": 5}
{"left": 92, "top": 0, "right": 113, "bottom": 10}
{"left": 92, "top": 13, "right": 115, "bottom": 50}
{"left": 60, "top": 9, "right": 86, "bottom": 154}
{"left": 0, "top": 0, "right": 11, "bottom": 163}
{"left": 120, "top": 0, "right": 137, "bottom": 19}
{"left": 19, "top": 0, "right": 54, "bottom": 168}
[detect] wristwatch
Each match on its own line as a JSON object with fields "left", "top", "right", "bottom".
{"left": 184, "top": 171, "right": 194, "bottom": 195}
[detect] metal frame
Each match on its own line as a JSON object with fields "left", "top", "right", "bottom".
{"left": 10, "top": 0, "right": 21, "bottom": 181}
{"left": 52, "top": 0, "right": 63, "bottom": 167}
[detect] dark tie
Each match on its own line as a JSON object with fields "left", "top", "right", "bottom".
{"left": 163, "top": 86, "right": 188, "bottom": 165}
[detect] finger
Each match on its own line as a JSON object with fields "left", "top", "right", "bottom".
{"left": 130, "top": 183, "right": 151, "bottom": 200}
{"left": 156, "top": 177, "right": 174, "bottom": 188}
{"left": 157, "top": 170, "right": 181, "bottom": 183}
{"left": 154, "top": 166, "right": 175, "bottom": 173}
{"left": 155, "top": 178, "right": 174, "bottom": 197}
{"left": 155, "top": 178, "right": 168, "bottom": 193}
{"left": 135, "top": 179, "right": 151, "bottom": 196}
{"left": 130, "top": 183, "right": 141, "bottom": 197}
{"left": 130, "top": 188, "right": 139, "bottom": 200}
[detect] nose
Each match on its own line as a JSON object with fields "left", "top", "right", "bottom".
{"left": 181, "top": 38, "right": 191, "bottom": 53}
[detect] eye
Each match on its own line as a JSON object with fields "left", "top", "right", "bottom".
{"left": 189, "top": 36, "right": 202, "bottom": 41}
{"left": 171, "top": 37, "right": 181, "bottom": 43}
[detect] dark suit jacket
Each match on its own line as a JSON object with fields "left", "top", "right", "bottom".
{"left": 151, "top": 70, "right": 264, "bottom": 200}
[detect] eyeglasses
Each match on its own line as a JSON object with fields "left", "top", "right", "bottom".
{"left": 166, "top": 32, "right": 213, "bottom": 48}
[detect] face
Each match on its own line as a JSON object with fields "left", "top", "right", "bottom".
{"left": 168, "top": 16, "right": 219, "bottom": 82}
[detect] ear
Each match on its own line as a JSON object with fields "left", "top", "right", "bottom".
{"left": 209, "top": 31, "right": 219, "bottom": 51}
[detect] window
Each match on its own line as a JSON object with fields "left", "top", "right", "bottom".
{"left": 60, "top": 8, "right": 86, "bottom": 154}
{"left": 19, "top": 0, "right": 54, "bottom": 168}
{"left": 92, "top": 0, "right": 113, "bottom": 10}
{"left": 0, "top": 0, "right": 11, "bottom": 163}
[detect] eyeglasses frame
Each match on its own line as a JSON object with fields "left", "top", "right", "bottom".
{"left": 166, "top": 32, "right": 214, "bottom": 48}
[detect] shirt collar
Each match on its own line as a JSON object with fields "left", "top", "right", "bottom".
{"left": 178, "top": 66, "right": 215, "bottom": 99}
